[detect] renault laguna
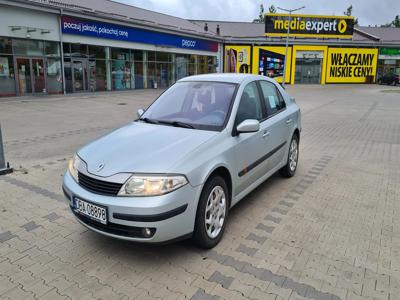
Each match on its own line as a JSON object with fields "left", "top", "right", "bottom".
{"left": 62, "top": 74, "right": 301, "bottom": 248}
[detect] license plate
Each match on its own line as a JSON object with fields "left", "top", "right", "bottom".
{"left": 73, "top": 198, "right": 107, "bottom": 224}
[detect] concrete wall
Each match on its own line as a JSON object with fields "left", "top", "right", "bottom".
{"left": 0, "top": 4, "right": 60, "bottom": 41}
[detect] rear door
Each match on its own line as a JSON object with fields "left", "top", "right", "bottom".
{"left": 258, "top": 80, "right": 292, "bottom": 171}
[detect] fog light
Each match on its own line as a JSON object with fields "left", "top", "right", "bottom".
{"left": 142, "top": 228, "right": 153, "bottom": 238}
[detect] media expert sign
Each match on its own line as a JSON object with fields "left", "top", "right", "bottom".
{"left": 61, "top": 16, "right": 218, "bottom": 52}
{"left": 326, "top": 48, "right": 378, "bottom": 83}
{"left": 265, "top": 14, "right": 354, "bottom": 38}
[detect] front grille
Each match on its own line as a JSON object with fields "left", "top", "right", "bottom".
{"left": 72, "top": 209, "right": 155, "bottom": 238}
{"left": 78, "top": 172, "right": 123, "bottom": 196}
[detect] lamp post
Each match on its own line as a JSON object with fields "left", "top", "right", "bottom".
{"left": 277, "top": 6, "right": 305, "bottom": 88}
{"left": 0, "top": 124, "right": 13, "bottom": 176}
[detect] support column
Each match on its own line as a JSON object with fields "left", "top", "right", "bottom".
{"left": 105, "top": 47, "right": 112, "bottom": 91}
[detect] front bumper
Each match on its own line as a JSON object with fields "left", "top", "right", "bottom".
{"left": 62, "top": 171, "right": 202, "bottom": 243}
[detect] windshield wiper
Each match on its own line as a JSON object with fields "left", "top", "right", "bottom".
{"left": 139, "top": 117, "right": 159, "bottom": 124}
{"left": 158, "top": 120, "right": 195, "bottom": 129}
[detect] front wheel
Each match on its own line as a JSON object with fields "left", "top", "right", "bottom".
{"left": 193, "top": 176, "right": 229, "bottom": 248}
{"left": 280, "top": 134, "right": 299, "bottom": 178}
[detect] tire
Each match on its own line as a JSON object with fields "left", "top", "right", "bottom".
{"left": 279, "top": 134, "right": 299, "bottom": 178}
{"left": 193, "top": 176, "right": 229, "bottom": 248}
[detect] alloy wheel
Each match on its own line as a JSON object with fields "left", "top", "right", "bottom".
{"left": 205, "top": 186, "right": 226, "bottom": 239}
{"left": 289, "top": 138, "right": 298, "bottom": 172}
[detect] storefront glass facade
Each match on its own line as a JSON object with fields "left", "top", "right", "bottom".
{"left": 0, "top": 37, "right": 63, "bottom": 96}
{"left": 0, "top": 37, "right": 217, "bottom": 97}
{"left": 61, "top": 42, "right": 217, "bottom": 94}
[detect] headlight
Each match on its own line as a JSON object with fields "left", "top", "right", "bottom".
{"left": 68, "top": 153, "right": 81, "bottom": 182}
{"left": 118, "top": 175, "right": 188, "bottom": 196}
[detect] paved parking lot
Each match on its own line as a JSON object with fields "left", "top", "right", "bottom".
{"left": 0, "top": 84, "right": 399, "bottom": 300}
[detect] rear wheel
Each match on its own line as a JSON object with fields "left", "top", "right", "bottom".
{"left": 280, "top": 134, "right": 299, "bottom": 178}
{"left": 193, "top": 176, "right": 229, "bottom": 248}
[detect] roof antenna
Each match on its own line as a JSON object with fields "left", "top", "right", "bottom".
{"left": 216, "top": 24, "right": 220, "bottom": 35}
{"left": 204, "top": 23, "right": 208, "bottom": 32}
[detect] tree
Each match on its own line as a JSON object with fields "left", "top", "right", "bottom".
{"left": 344, "top": 5, "right": 358, "bottom": 25}
{"left": 381, "top": 15, "right": 400, "bottom": 27}
{"left": 344, "top": 5, "right": 353, "bottom": 16}
{"left": 252, "top": 4, "right": 277, "bottom": 23}
{"left": 252, "top": 4, "right": 265, "bottom": 23}
{"left": 394, "top": 15, "right": 400, "bottom": 27}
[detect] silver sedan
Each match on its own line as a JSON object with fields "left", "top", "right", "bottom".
{"left": 62, "top": 74, "right": 301, "bottom": 248}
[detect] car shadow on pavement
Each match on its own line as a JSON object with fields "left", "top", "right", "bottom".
{"left": 78, "top": 171, "right": 291, "bottom": 261}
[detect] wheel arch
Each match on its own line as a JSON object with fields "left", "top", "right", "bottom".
{"left": 203, "top": 165, "right": 233, "bottom": 208}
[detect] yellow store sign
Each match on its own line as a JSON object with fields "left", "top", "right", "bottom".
{"left": 326, "top": 48, "right": 378, "bottom": 83}
{"left": 224, "top": 45, "right": 251, "bottom": 73}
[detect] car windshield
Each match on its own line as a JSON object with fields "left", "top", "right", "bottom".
{"left": 140, "top": 81, "right": 237, "bottom": 131}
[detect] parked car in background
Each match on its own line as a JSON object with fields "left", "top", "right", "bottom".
{"left": 62, "top": 74, "right": 301, "bottom": 248}
{"left": 378, "top": 72, "right": 399, "bottom": 85}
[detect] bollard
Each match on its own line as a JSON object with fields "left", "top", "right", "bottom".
{"left": 0, "top": 124, "right": 13, "bottom": 175}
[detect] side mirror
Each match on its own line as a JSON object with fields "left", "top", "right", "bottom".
{"left": 137, "top": 108, "right": 145, "bottom": 118}
{"left": 290, "top": 97, "right": 296, "bottom": 103}
{"left": 236, "top": 119, "right": 260, "bottom": 134}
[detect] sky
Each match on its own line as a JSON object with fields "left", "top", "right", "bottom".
{"left": 114, "top": 0, "right": 399, "bottom": 26}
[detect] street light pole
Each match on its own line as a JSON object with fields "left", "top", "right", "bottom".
{"left": 277, "top": 6, "right": 305, "bottom": 88}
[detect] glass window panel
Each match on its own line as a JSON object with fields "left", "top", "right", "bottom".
{"left": 70, "top": 44, "right": 87, "bottom": 57}
{"left": 147, "top": 62, "right": 156, "bottom": 87}
{"left": 156, "top": 51, "right": 169, "bottom": 62}
{"left": 132, "top": 50, "right": 143, "bottom": 61}
{"left": 63, "top": 43, "right": 70, "bottom": 57}
{"left": 46, "top": 58, "right": 62, "bottom": 94}
{"left": 0, "top": 37, "right": 12, "bottom": 54}
{"left": 88, "top": 45, "right": 106, "bottom": 59}
{"left": 111, "top": 48, "right": 130, "bottom": 60}
{"left": 134, "top": 61, "right": 144, "bottom": 89}
{"left": 112, "top": 60, "right": 131, "bottom": 90}
{"left": 189, "top": 64, "right": 196, "bottom": 76}
{"left": 259, "top": 81, "right": 286, "bottom": 115}
{"left": 189, "top": 55, "right": 196, "bottom": 64}
{"left": 236, "top": 82, "right": 263, "bottom": 124}
{"left": 0, "top": 56, "right": 16, "bottom": 96}
{"left": 175, "top": 55, "right": 188, "bottom": 80}
{"left": 45, "top": 41, "right": 60, "bottom": 57}
{"left": 92, "top": 60, "right": 107, "bottom": 91}
{"left": 147, "top": 51, "right": 156, "bottom": 61}
{"left": 13, "top": 39, "right": 44, "bottom": 56}
{"left": 63, "top": 59, "right": 72, "bottom": 93}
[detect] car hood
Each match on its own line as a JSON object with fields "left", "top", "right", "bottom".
{"left": 78, "top": 122, "right": 218, "bottom": 177}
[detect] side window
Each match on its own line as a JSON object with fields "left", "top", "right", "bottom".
{"left": 235, "top": 82, "right": 262, "bottom": 125}
{"left": 259, "top": 81, "right": 286, "bottom": 115}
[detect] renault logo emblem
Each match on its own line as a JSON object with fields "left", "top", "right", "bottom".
{"left": 338, "top": 20, "right": 347, "bottom": 34}
{"left": 96, "top": 163, "right": 105, "bottom": 172}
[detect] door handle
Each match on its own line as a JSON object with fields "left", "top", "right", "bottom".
{"left": 262, "top": 131, "right": 270, "bottom": 138}
{"left": 286, "top": 119, "right": 292, "bottom": 125}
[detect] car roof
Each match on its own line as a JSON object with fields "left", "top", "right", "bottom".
{"left": 178, "top": 73, "right": 275, "bottom": 84}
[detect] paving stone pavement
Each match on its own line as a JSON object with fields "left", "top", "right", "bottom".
{"left": 0, "top": 85, "right": 400, "bottom": 299}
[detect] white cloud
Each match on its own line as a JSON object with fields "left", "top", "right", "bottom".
{"left": 114, "top": 0, "right": 400, "bottom": 26}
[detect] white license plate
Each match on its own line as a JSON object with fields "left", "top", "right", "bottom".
{"left": 73, "top": 198, "right": 107, "bottom": 224}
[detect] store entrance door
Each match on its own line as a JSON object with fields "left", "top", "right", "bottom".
{"left": 295, "top": 51, "right": 324, "bottom": 84}
{"left": 16, "top": 57, "right": 46, "bottom": 95}
{"left": 72, "top": 60, "right": 88, "bottom": 92}
{"left": 295, "top": 59, "right": 322, "bottom": 84}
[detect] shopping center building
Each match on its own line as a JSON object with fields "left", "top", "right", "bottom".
{"left": 192, "top": 17, "right": 400, "bottom": 85}
{"left": 0, "top": 0, "right": 399, "bottom": 97}
{"left": 0, "top": 0, "right": 221, "bottom": 97}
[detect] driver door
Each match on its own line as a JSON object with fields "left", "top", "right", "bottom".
{"left": 233, "top": 82, "right": 267, "bottom": 198}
